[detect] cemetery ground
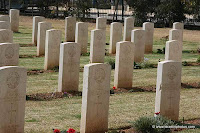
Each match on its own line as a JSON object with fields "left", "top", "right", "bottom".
{"left": 16, "top": 16, "right": 200, "bottom": 132}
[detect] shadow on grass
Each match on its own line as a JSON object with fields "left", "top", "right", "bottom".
{"left": 19, "top": 43, "right": 35, "bottom": 47}
{"left": 26, "top": 91, "right": 82, "bottom": 101}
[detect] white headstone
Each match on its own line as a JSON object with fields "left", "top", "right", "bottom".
{"left": 0, "top": 66, "right": 27, "bottom": 132}
{"left": 37, "top": 22, "right": 52, "bottom": 56}
{"left": 143, "top": 22, "right": 154, "bottom": 54}
{"left": 169, "top": 29, "right": 183, "bottom": 42}
{"left": 173, "top": 22, "right": 184, "bottom": 30}
{"left": 0, "top": 15, "right": 10, "bottom": 22}
{"left": 58, "top": 42, "right": 81, "bottom": 92}
{"left": 90, "top": 29, "right": 106, "bottom": 63}
{"left": 114, "top": 41, "right": 134, "bottom": 88}
{"left": 44, "top": 29, "right": 62, "bottom": 70}
{"left": 9, "top": 9, "right": 19, "bottom": 32}
{"left": 0, "top": 29, "right": 13, "bottom": 43}
{"left": 80, "top": 63, "right": 111, "bottom": 133}
{"left": 109, "top": 22, "right": 122, "bottom": 54}
{"left": 75, "top": 22, "right": 88, "bottom": 54}
{"left": 96, "top": 17, "right": 107, "bottom": 31}
{"left": 0, "top": 43, "right": 19, "bottom": 67}
{"left": 0, "top": 21, "right": 11, "bottom": 30}
{"left": 32, "top": 16, "right": 45, "bottom": 45}
{"left": 123, "top": 17, "right": 134, "bottom": 41}
{"left": 131, "top": 29, "right": 145, "bottom": 62}
{"left": 65, "top": 17, "right": 76, "bottom": 42}
{"left": 165, "top": 40, "right": 182, "bottom": 62}
{"left": 155, "top": 61, "right": 182, "bottom": 121}
{"left": 169, "top": 29, "right": 183, "bottom": 53}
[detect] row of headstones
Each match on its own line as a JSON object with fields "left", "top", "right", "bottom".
{"left": 0, "top": 17, "right": 183, "bottom": 132}
{"left": 0, "top": 60, "right": 182, "bottom": 132}
{"left": 0, "top": 9, "right": 20, "bottom": 32}
{"left": 33, "top": 17, "right": 152, "bottom": 59}
{"left": 0, "top": 10, "right": 23, "bottom": 133}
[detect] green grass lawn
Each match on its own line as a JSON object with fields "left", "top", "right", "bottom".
{"left": 14, "top": 16, "right": 200, "bottom": 133}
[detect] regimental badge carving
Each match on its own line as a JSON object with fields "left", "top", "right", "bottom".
{"left": 94, "top": 68, "right": 106, "bottom": 84}
{"left": 137, "top": 32, "right": 143, "bottom": 40}
{"left": 7, "top": 72, "right": 20, "bottom": 89}
{"left": 1, "top": 31, "right": 10, "bottom": 42}
{"left": 97, "top": 32, "right": 103, "bottom": 40}
{"left": 5, "top": 46, "right": 14, "bottom": 59}
{"left": 167, "top": 65, "right": 177, "bottom": 80}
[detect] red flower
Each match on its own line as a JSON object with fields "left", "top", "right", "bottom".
{"left": 67, "top": 128, "right": 76, "bottom": 133}
{"left": 53, "top": 129, "right": 60, "bottom": 133}
{"left": 155, "top": 112, "right": 160, "bottom": 115}
{"left": 113, "top": 86, "right": 116, "bottom": 90}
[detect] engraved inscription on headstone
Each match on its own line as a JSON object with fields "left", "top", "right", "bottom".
{"left": 58, "top": 42, "right": 81, "bottom": 92}
{"left": 165, "top": 40, "right": 182, "bottom": 62}
{"left": 44, "top": 29, "right": 62, "bottom": 70}
{"left": 114, "top": 41, "right": 134, "bottom": 88}
{"left": 155, "top": 61, "right": 182, "bottom": 121}
{"left": 90, "top": 29, "right": 106, "bottom": 63}
{"left": 80, "top": 63, "right": 111, "bottom": 133}
{"left": 7, "top": 72, "right": 20, "bottom": 89}
{"left": 0, "top": 66, "right": 27, "bottom": 133}
{"left": 0, "top": 29, "right": 13, "bottom": 43}
{"left": 0, "top": 43, "right": 19, "bottom": 67}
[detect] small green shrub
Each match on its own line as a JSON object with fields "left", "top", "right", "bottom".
{"left": 81, "top": 53, "right": 90, "bottom": 56}
{"left": 134, "top": 58, "right": 155, "bottom": 69}
{"left": 197, "top": 56, "right": 200, "bottom": 63}
{"left": 105, "top": 57, "right": 115, "bottom": 69}
{"left": 157, "top": 47, "right": 165, "bottom": 54}
{"left": 182, "top": 61, "right": 189, "bottom": 66}
{"left": 133, "top": 116, "right": 175, "bottom": 133}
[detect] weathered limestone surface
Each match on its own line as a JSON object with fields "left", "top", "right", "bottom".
{"left": 65, "top": 17, "right": 76, "bottom": 42}
{"left": 32, "top": 16, "right": 45, "bottom": 45}
{"left": 37, "top": 22, "right": 52, "bottom": 56}
{"left": 0, "top": 66, "right": 27, "bottom": 133}
{"left": 80, "top": 63, "right": 111, "bottom": 133}
{"left": 155, "top": 61, "right": 182, "bottom": 121}
{"left": 169, "top": 29, "right": 183, "bottom": 52}
{"left": 0, "top": 15, "right": 10, "bottom": 22}
{"left": 131, "top": 29, "right": 145, "bottom": 62}
{"left": 90, "top": 29, "right": 106, "bottom": 63}
{"left": 96, "top": 17, "right": 107, "bottom": 31}
{"left": 0, "top": 29, "right": 13, "bottom": 43}
{"left": 143, "top": 22, "right": 154, "bottom": 54}
{"left": 114, "top": 41, "right": 134, "bottom": 88}
{"left": 9, "top": 9, "right": 19, "bottom": 32}
{"left": 173, "top": 22, "right": 184, "bottom": 30}
{"left": 75, "top": 22, "right": 88, "bottom": 54}
{"left": 44, "top": 29, "right": 62, "bottom": 70}
{"left": 0, "top": 43, "right": 19, "bottom": 67}
{"left": 0, "top": 21, "right": 11, "bottom": 29}
{"left": 58, "top": 42, "right": 81, "bottom": 92}
{"left": 109, "top": 22, "right": 122, "bottom": 54}
{"left": 165, "top": 40, "right": 182, "bottom": 62}
{"left": 123, "top": 17, "right": 134, "bottom": 41}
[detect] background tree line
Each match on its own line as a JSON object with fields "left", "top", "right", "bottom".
{"left": 126, "top": 0, "right": 200, "bottom": 27}
{"left": 1, "top": 0, "right": 200, "bottom": 26}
